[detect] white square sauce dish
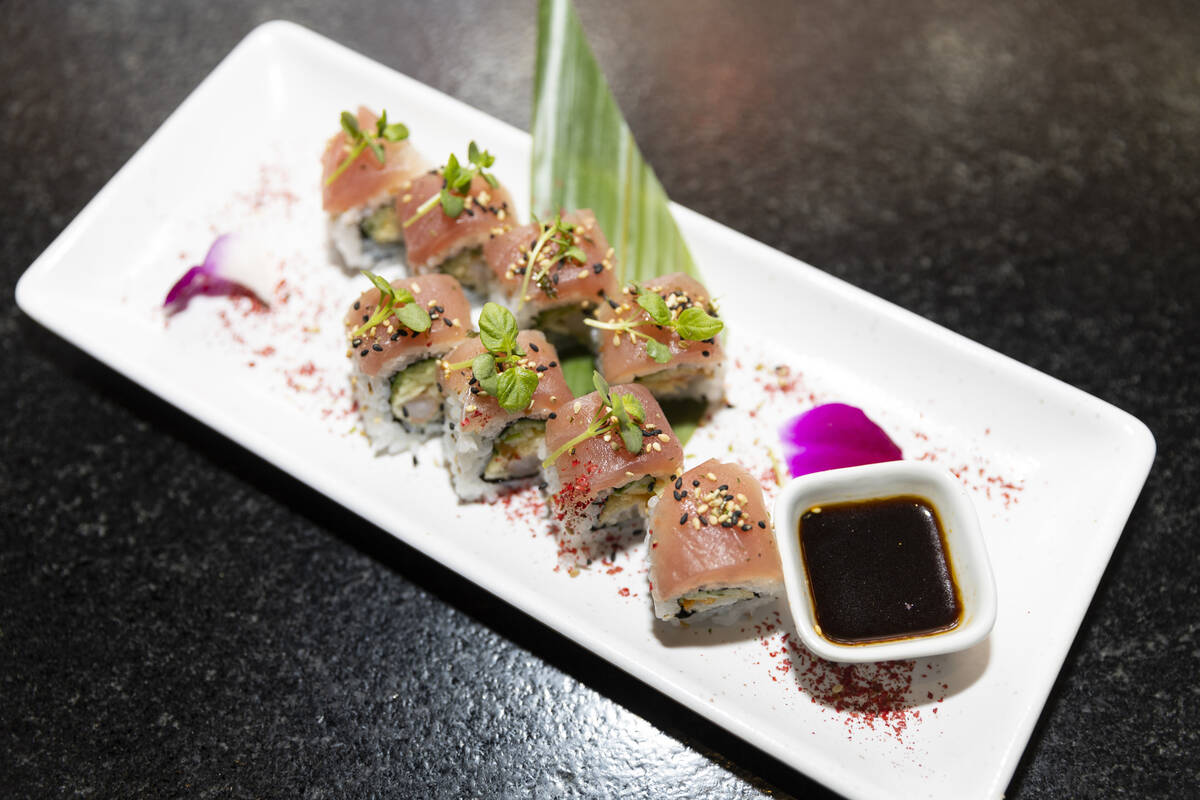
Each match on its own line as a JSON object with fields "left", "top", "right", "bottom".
{"left": 774, "top": 460, "right": 998, "bottom": 663}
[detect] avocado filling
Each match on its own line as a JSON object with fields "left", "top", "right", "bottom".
{"left": 532, "top": 305, "right": 590, "bottom": 352}
{"left": 439, "top": 247, "right": 485, "bottom": 290}
{"left": 482, "top": 419, "right": 546, "bottom": 482}
{"left": 361, "top": 205, "right": 402, "bottom": 244}
{"left": 389, "top": 359, "right": 441, "bottom": 426}
{"left": 675, "top": 588, "right": 759, "bottom": 620}
{"left": 635, "top": 364, "right": 711, "bottom": 397}
{"left": 596, "top": 476, "right": 656, "bottom": 527}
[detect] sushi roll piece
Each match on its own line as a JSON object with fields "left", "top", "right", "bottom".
{"left": 346, "top": 273, "right": 472, "bottom": 454}
{"left": 322, "top": 107, "right": 429, "bottom": 270}
{"left": 395, "top": 142, "right": 515, "bottom": 291}
{"left": 439, "top": 326, "right": 571, "bottom": 501}
{"left": 591, "top": 273, "right": 726, "bottom": 403}
{"left": 647, "top": 459, "right": 783, "bottom": 624}
{"left": 483, "top": 209, "right": 620, "bottom": 353}
{"left": 542, "top": 380, "right": 684, "bottom": 546}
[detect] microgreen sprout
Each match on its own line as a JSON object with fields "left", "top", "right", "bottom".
{"left": 542, "top": 371, "right": 648, "bottom": 468}
{"left": 403, "top": 141, "right": 500, "bottom": 228}
{"left": 584, "top": 284, "right": 723, "bottom": 363}
{"left": 515, "top": 213, "right": 586, "bottom": 310}
{"left": 349, "top": 271, "right": 431, "bottom": 340}
{"left": 324, "top": 110, "right": 410, "bottom": 186}
{"left": 441, "top": 303, "right": 539, "bottom": 412}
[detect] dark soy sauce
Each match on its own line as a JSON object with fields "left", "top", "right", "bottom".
{"left": 799, "top": 495, "right": 962, "bottom": 644}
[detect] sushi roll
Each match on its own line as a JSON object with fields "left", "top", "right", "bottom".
{"left": 439, "top": 322, "right": 571, "bottom": 501}
{"left": 395, "top": 142, "right": 515, "bottom": 291}
{"left": 647, "top": 459, "right": 783, "bottom": 623}
{"left": 591, "top": 273, "right": 726, "bottom": 403}
{"left": 322, "top": 107, "right": 429, "bottom": 270}
{"left": 483, "top": 209, "right": 620, "bottom": 354}
{"left": 346, "top": 273, "right": 472, "bottom": 454}
{"left": 542, "top": 379, "right": 684, "bottom": 545}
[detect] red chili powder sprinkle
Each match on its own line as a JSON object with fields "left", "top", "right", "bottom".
{"left": 618, "top": 587, "right": 631, "bottom": 597}
{"left": 748, "top": 611, "right": 934, "bottom": 741}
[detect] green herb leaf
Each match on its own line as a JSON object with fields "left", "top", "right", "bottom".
{"left": 532, "top": 0, "right": 698, "bottom": 284}
{"left": 611, "top": 389, "right": 644, "bottom": 454}
{"left": 644, "top": 337, "right": 672, "bottom": 363}
{"left": 620, "top": 393, "right": 645, "bottom": 424}
{"left": 439, "top": 189, "right": 465, "bottom": 218}
{"left": 340, "top": 111, "right": 361, "bottom": 139}
{"left": 674, "top": 306, "right": 724, "bottom": 341}
{"left": 591, "top": 370, "right": 612, "bottom": 406}
{"left": 472, "top": 353, "right": 500, "bottom": 396}
{"left": 478, "top": 302, "right": 520, "bottom": 354}
{"left": 443, "top": 153, "right": 463, "bottom": 188}
{"left": 636, "top": 292, "right": 671, "bottom": 325}
{"left": 394, "top": 302, "right": 431, "bottom": 333}
{"left": 558, "top": 245, "right": 586, "bottom": 265}
{"left": 382, "top": 122, "right": 409, "bottom": 142}
{"left": 497, "top": 366, "right": 539, "bottom": 412}
{"left": 468, "top": 140, "right": 481, "bottom": 164}
{"left": 363, "top": 270, "right": 394, "bottom": 297}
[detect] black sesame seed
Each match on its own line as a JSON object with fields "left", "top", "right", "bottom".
{"left": 529, "top": 343, "right": 540, "bottom": 352}
{"left": 353, "top": 301, "right": 361, "bottom": 310}
{"left": 391, "top": 332, "right": 401, "bottom": 341}
{"left": 593, "top": 263, "right": 603, "bottom": 274}
{"left": 674, "top": 477, "right": 683, "bottom": 489}
{"left": 741, "top": 525, "right": 753, "bottom": 531}
{"left": 351, "top": 338, "right": 362, "bottom": 347}
{"left": 702, "top": 351, "right": 710, "bottom": 357}
{"left": 679, "top": 513, "right": 688, "bottom": 525}
{"left": 718, "top": 484, "right": 729, "bottom": 491}
{"left": 692, "top": 480, "right": 700, "bottom": 487}
{"left": 360, "top": 349, "right": 369, "bottom": 357}
{"left": 536, "top": 365, "right": 548, "bottom": 372}
{"left": 606, "top": 298, "right": 619, "bottom": 309}
{"left": 549, "top": 361, "right": 558, "bottom": 368}
{"left": 757, "top": 520, "right": 766, "bottom": 529}
{"left": 372, "top": 344, "right": 383, "bottom": 352}
{"left": 362, "top": 314, "right": 369, "bottom": 323}
{"left": 548, "top": 412, "right": 558, "bottom": 419}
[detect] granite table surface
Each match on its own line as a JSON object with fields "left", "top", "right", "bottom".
{"left": 3, "top": 1, "right": 1198, "bottom": 797}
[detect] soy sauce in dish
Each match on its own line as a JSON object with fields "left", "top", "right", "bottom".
{"left": 798, "top": 495, "right": 961, "bottom": 644}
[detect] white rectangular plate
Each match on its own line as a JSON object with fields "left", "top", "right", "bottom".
{"left": 15, "top": 21, "right": 1154, "bottom": 800}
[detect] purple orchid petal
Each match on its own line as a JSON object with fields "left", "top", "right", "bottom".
{"left": 780, "top": 403, "right": 903, "bottom": 478}
{"left": 163, "top": 234, "right": 273, "bottom": 313}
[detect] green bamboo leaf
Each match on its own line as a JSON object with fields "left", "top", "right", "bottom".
{"left": 532, "top": 0, "right": 698, "bottom": 285}
{"left": 559, "top": 353, "right": 597, "bottom": 398}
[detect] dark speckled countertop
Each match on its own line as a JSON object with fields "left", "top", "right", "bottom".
{"left": 3, "top": 1, "right": 1198, "bottom": 797}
